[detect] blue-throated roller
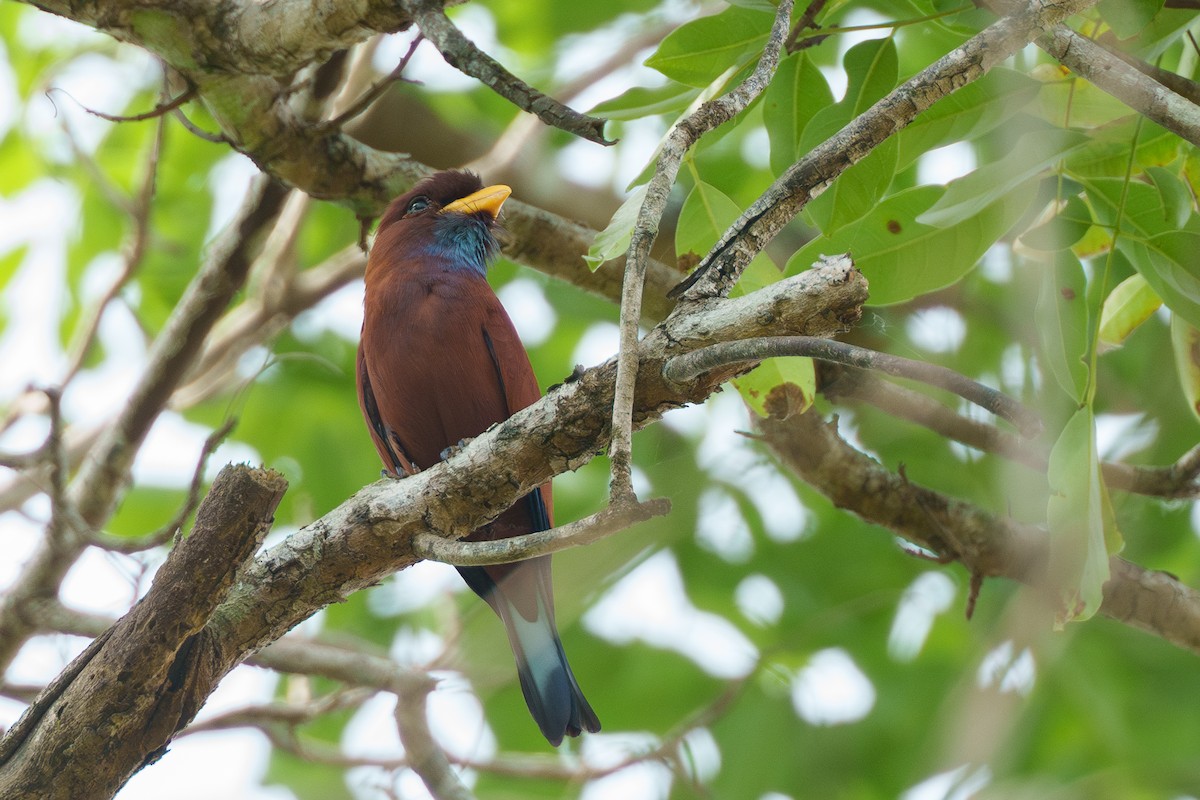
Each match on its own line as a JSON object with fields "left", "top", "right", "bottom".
{"left": 357, "top": 170, "right": 600, "bottom": 745}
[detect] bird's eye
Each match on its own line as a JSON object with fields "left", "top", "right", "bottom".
{"left": 406, "top": 196, "right": 431, "bottom": 215}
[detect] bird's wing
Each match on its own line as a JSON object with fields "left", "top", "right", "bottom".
{"left": 356, "top": 345, "right": 419, "bottom": 476}
{"left": 480, "top": 311, "right": 553, "bottom": 532}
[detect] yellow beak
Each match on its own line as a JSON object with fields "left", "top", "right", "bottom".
{"left": 439, "top": 184, "right": 512, "bottom": 219}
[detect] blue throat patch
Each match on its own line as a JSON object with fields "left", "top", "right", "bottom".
{"left": 426, "top": 214, "right": 500, "bottom": 277}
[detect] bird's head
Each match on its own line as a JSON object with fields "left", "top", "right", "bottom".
{"left": 372, "top": 170, "right": 512, "bottom": 278}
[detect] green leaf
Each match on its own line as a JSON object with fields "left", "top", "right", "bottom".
{"left": 762, "top": 53, "right": 833, "bottom": 177}
{"left": 0, "top": 244, "right": 27, "bottom": 293}
{"left": 917, "top": 129, "right": 1087, "bottom": 228}
{"left": 801, "top": 39, "right": 899, "bottom": 234}
{"left": 895, "top": 68, "right": 1041, "bottom": 170}
{"left": 1035, "top": 250, "right": 1090, "bottom": 401}
{"left": 1083, "top": 176, "right": 1181, "bottom": 238}
{"left": 1117, "top": 231, "right": 1200, "bottom": 329}
{"left": 1099, "top": 0, "right": 1164, "bottom": 39}
{"left": 676, "top": 180, "right": 737, "bottom": 261}
{"left": 1171, "top": 313, "right": 1200, "bottom": 423}
{"left": 677, "top": 182, "right": 808, "bottom": 414}
{"left": 644, "top": 6, "right": 773, "bottom": 87}
{"left": 1019, "top": 194, "right": 1093, "bottom": 251}
{"left": 787, "top": 181, "right": 1037, "bottom": 305}
{"left": 1047, "top": 407, "right": 1120, "bottom": 625}
{"left": 589, "top": 81, "right": 702, "bottom": 121}
{"left": 1064, "top": 120, "right": 1179, "bottom": 177}
{"left": 1098, "top": 273, "right": 1162, "bottom": 348}
{"left": 833, "top": 37, "right": 898, "bottom": 117}
{"left": 1145, "top": 165, "right": 1192, "bottom": 230}
{"left": 585, "top": 183, "right": 648, "bottom": 270}
{"left": 733, "top": 357, "right": 815, "bottom": 418}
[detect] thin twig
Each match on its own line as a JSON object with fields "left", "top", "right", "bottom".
{"left": 785, "top": 0, "right": 827, "bottom": 52}
{"left": 664, "top": 334, "right": 1042, "bottom": 436}
{"left": 788, "top": 4, "right": 976, "bottom": 51}
{"left": 172, "top": 108, "right": 226, "bottom": 143}
{"left": 466, "top": 22, "right": 672, "bottom": 175}
{"left": 401, "top": 0, "right": 611, "bottom": 145}
{"left": 822, "top": 365, "right": 1040, "bottom": 463}
{"left": 608, "top": 0, "right": 795, "bottom": 500}
{"left": 46, "top": 85, "right": 195, "bottom": 123}
{"left": 63, "top": 107, "right": 165, "bottom": 386}
{"left": 411, "top": 497, "right": 670, "bottom": 566}
{"left": 323, "top": 34, "right": 424, "bottom": 131}
{"left": 90, "top": 418, "right": 238, "bottom": 553}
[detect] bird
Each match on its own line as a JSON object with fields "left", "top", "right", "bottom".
{"left": 356, "top": 170, "right": 600, "bottom": 746}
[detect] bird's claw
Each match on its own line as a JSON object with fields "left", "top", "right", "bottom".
{"left": 440, "top": 437, "right": 474, "bottom": 460}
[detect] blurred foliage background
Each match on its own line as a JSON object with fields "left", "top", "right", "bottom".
{"left": 3, "top": 0, "right": 1200, "bottom": 798}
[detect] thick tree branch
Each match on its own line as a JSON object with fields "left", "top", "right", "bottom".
{"left": 983, "top": 0, "right": 1200, "bottom": 147}
{"left": 0, "top": 465, "right": 288, "bottom": 799}
{"left": 21, "top": 0, "right": 419, "bottom": 77}
{"left": 670, "top": 0, "right": 1102, "bottom": 300}
{"left": 758, "top": 409, "right": 1200, "bottom": 654}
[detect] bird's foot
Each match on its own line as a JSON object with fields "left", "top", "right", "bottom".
{"left": 440, "top": 438, "right": 474, "bottom": 461}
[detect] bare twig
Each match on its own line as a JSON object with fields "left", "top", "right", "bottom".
{"left": 62, "top": 108, "right": 165, "bottom": 386}
{"left": 609, "top": 0, "right": 795, "bottom": 500}
{"left": 171, "top": 108, "right": 227, "bottom": 143}
{"left": 46, "top": 85, "right": 195, "bottom": 123}
{"left": 669, "top": 0, "right": 1103, "bottom": 300}
{"left": 393, "top": 674, "right": 475, "bottom": 800}
{"left": 827, "top": 365, "right": 1200, "bottom": 498}
{"left": 322, "top": 34, "right": 424, "bottom": 131}
{"left": 821, "top": 365, "right": 1041, "bottom": 466}
{"left": 467, "top": 22, "right": 673, "bottom": 175}
{"left": 411, "top": 497, "right": 670, "bottom": 565}
{"left": 785, "top": 0, "right": 827, "bottom": 53}
{"left": 183, "top": 686, "right": 374, "bottom": 736}
{"left": 90, "top": 418, "right": 238, "bottom": 553}
{"left": 401, "top": 0, "right": 611, "bottom": 145}
{"left": 664, "top": 334, "right": 1042, "bottom": 437}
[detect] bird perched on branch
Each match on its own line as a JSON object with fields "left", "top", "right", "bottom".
{"left": 356, "top": 170, "right": 600, "bottom": 746}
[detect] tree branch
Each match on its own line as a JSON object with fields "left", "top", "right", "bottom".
{"left": 663, "top": 330, "right": 1042, "bottom": 436}
{"left": 0, "top": 260, "right": 866, "bottom": 798}
{"left": 757, "top": 409, "right": 1200, "bottom": 654}
{"left": 394, "top": 675, "right": 476, "bottom": 800}
{"left": 669, "top": 0, "right": 1102, "bottom": 300}
{"left": 609, "top": 0, "right": 794, "bottom": 500}
{"left": 0, "top": 465, "right": 288, "bottom": 799}
{"left": 411, "top": 497, "right": 671, "bottom": 565}
{"left": 0, "top": 178, "right": 290, "bottom": 674}
{"left": 401, "top": 0, "right": 610, "bottom": 145}
{"left": 987, "top": 0, "right": 1200, "bottom": 147}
